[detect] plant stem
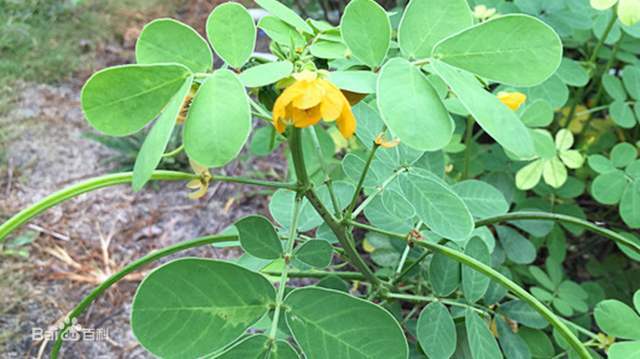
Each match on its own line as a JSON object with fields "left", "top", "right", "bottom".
{"left": 288, "top": 128, "right": 381, "bottom": 287}
{"left": 50, "top": 234, "right": 238, "bottom": 357}
{"left": 350, "top": 221, "right": 590, "bottom": 359}
{"left": 476, "top": 211, "right": 640, "bottom": 256}
{"left": 0, "top": 171, "right": 297, "bottom": 243}
{"left": 261, "top": 270, "right": 384, "bottom": 280}
{"left": 161, "top": 144, "right": 184, "bottom": 158}
{"left": 351, "top": 168, "right": 407, "bottom": 218}
{"left": 384, "top": 293, "right": 486, "bottom": 315}
{"left": 269, "top": 194, "right": 302, "bottom": 340}
{"left": 345, "top": 142, "right": 380, "bottom": 217}
{"left": 309, "top": 126, "right": 341, "bottom": 216}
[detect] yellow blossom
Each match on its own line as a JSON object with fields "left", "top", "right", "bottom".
{"left": 497, "top": 91, "right": 527, "bottom": 111}
{"left": 272, "top": 70, "right": 356, "bottom": 138}
{"left": 186, "top": 160, "right": 211, "bottom": 200}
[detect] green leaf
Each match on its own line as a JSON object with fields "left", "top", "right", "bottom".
{"left": 602, "top": 73, "right": 628, "bottom": 100}
{"left": 521, "top": 100, "right": 554, "bottom": 128}
{"left": 588, "top": 154, "right": 616, "bottom": 174}
{"left": 81, "top": 64, "right": 191, "bottom": 136}
{"left": 462, "top": 238, "right": 491, "bottom": 303}
{"left": 555, "top": 58, "right": 589, "bottom": 87}
{"left": 542, "top": 157, "right": 567, "bottom": 189}
{"left": 496, "top": 317, "right": 532, "bottom": 359}
{"left": 429, "top": 250, "right": 461, "bottom": 296}
{"left": 131, "top": 258, "right": 275, "bottom": 358}
{"left": 136, "top": 18, "right": 212, "bottom": 73}
{"left": 284, "top": 287, "right": 408, "bottom": 359}
{"left": 621, "top": 179, "right": 640, "bottom": 228}
{"left": 340, "top": 0, "right": 391, "bottom": 68}
{"left": 329, "top": 71, "right": 377, "bottom": 94}
{"left": 432, "top": 60, "right": 535, "bottom": 158}
{"left": 378, "top": 58, "right": 454, "bottom": 151}
{"left": 465, "top": 309, "right": 503, "bottom": 359}
{"left": 611, "top": 142, "right": 638, "bottom": 168}
{"left": 417, "top": 302, "right": 457, "bottom": 359}
{"left": 594, "top": 299, "right": 640, "bottom": 339}
{"left": 496, "top": 226, "right": 536, "bottom": 264}
{"left": 239, "top": 61, "right": 293, "bottom": 88}
{"left": 608, "top": 341, "right": 640, "bottom": 359}
{"left": 382, "top": 189, "right": 416, "bottom": 218}
{"left": 397, "top": 0, "right": 473, "bottom": 59}
{"left": 183, "top": 69, "right": 250, "bottom": 167}
{"left": 519, "top": 328, "right": 554, "bottom": 359}
{"left": 310, "top": 40, "right": 348, "bottom": 59}
{"left": 500, "top": 300, "right": 548, "bottom": 329}
{"left": 255, "top": 0, "right": 313, "bottom": 34}
{"left": 206, "top": 3, "right": 255, "bottom": 70}
{"left": 516, "top": 160, "right": 544, "bottom": 190}
{"left": 618, "top": 0, "right": 640, "bottom": 26}
{"left": 132, "top": 77, "right": 193, "bottom": 191}
{"left": 269, "top": 189, "right": 322, "bottom": 231}
{"left": 400, "top": 172, "right": 473, "bottom": 241}
{"left": 591, "top": 170, "right": 628, "bottom": 204}
{"left": 622, "top": 65, "right": 640, "bottom": 100}
{"left": 294, "top": 240, "right": 333, "bottom": 268}
{"left": 258, "top": 16, "right": 305, "bottom": 47}
{"left": 590, "top": 0, "right": 618, "bottom": 10}
{"left": 215, "top": 334, "right": 299, "bottom": 359}
{"left": 235, "top": 215, "right": 283, "bottom": 260}
{"left": 453, "top": 180, "right": 509, "bottom": 219}
{"left": 610, "top": 100, "right": 637, "bottom": 128}
{"left": 432, "top": 14, "right": 562, "bottom": 87}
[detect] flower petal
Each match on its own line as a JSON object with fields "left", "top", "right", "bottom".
{"left": 336, "top": 101, "right": 356, "bottom": 138}
{"left": 292, "top": 80, "right": 324, "bottom": 109}
{"left": 319, "top": 80, "right": 344, "bottom": 120}
{"left": 292, "top": 106, "right": 323, "bottom": 128}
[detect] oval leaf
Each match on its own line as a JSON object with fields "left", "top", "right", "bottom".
{"left": 131, "top": 258, "right": 275, "bottom": 358}
{"left": 255, "top": 0, "right": 313, "bottom": 34}
{"left": 239, "top": 61, "right": 293, "bottom": 88}
{"left": 215, "top": 334, "right": 299, "bottom": 359}
{"left": 378, "top": 58, "right": 454, "bottom": 151}
{"left": 462, "top": 238, "right": 491, "bottom": 303}
{"left": 432, "top": 14, "right": 562, "bottom": 87}
{"left": 294, "top": 240, "right": 333, "bottom": 268}
{"left": 207, "top": 3, "right": 256, "bottom": 69}
{"left": 398, "top": 0, "right": 473, "bottom": 59}
{"left": 340, "top": 0, "right": 391, "bottom": 68}
{"left": 453, "top": 180, "right": 509, "bottom": 219}
{"left": 136, "top": 18, "right": 212, "bottom": 72}
{"left": 284, "top": 287, "right": 408, "bottom": 359}
{"left": 465, "top": 309, "right": 503, "bottom": 359}
{"left": 183, "top": 69, "right": 251, "bottom": 167}
{"left": 81, "top": 64, "right": 191, "bottom": 136}
{"left": 235, "top": 215, "right": 283, "bottom": 260}
{"left": 417, "top": 302, "right": 457, "bottom": 359}
{"left": 132, "top": 77, "right": 193, "bottom": 191}
{"left": 400, "top": 172, "right": 473, "bottom": 241}
{"left": 432, "top": 60, "right": 535, "bottom": 158}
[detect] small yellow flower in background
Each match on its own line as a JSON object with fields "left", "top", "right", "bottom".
{"left": 497, "top": 91, "right": 527, "bottom": 111}
{"left": 272, "top": 70, "right": 356, "bottom": 139}
{"left": 186, "top": 160, "right": 211, "bottom": 200}
{"left": 473, "top": 4, "right": 497, "bottom": 21}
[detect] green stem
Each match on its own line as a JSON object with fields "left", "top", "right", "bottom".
{"left": 0, "top": 171, "right": 297, "bottom": 243}
{"left": 261, "top": 270, "right": 380, "bottom": 280}
{"left": 476, "top": 211, "right": 640, "bottom": 256}
{"left": 161, "top": 144, "right": 184, "bottom": 158}
{"left": 351, "top": 168, "right": 406, "bottom": 218}
{"left": 345, "top": 142, "right": 380, "bottom": 217}
{"left": 309, "top": 126, "right": 340, "bottom": 216}
{"left": 348, "top": 221, "right": 590, "bottom": 359}
{"left": 269, "top": 194, "right": 303, "bottom": 339}
{"left": 50, "top": 234, "right": 237, "bottom": 357}
{"left": 384, "top": 293, "right": 486, "bottom": 315}
{"left": 288, "top": 128, "right": 381, "bottom": 287}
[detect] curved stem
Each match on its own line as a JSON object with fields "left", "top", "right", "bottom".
{"left": 345, "top": 142, "right": 380, "bottom": 217}
{"left": 0, "top": 171, "right": 296, "bottom": 243}
{"left": 0, "top": 171, "right": 194, "bottom": 243}
{"left": 51, "top": 234, "right": 238, "bottom": 357}
{"left": 349, "top": 221, "right": 590, "bottom": 359}
{"left": 476, "top": 211, "right": 640, "bottom": 256}
{"left": 161, "top": 144, "right": 184, "bottom": 158}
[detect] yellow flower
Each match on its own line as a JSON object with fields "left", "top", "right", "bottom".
{"left": 497, "top": 91, "right": 526, "bottom": 111}
{"left": 186, "top": 160, "right": 211, "bottom": 200}
{"left": 272, "top": 70, "right": 356, "bottom": 138}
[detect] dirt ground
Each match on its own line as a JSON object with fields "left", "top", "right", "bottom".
{"left": 0, "top": 2, "right": 283, "bottom": 357}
